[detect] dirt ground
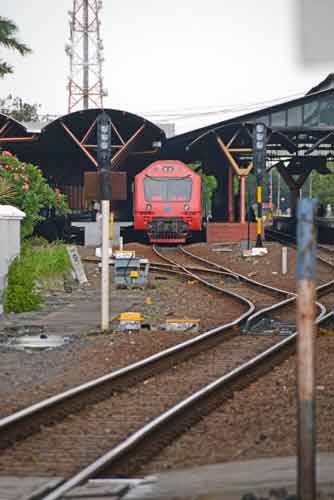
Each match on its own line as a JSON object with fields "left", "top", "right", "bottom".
{"left": 0, "top": 241, "right": 333, "bottom": 478}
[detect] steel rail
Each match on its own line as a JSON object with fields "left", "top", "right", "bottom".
{"left": 152, "top": 245, "right": 239, "bottom": 281}
{"left": 0, "top": 253, "right": 254, "bottom": 448}
{"left": 5, "top": 243, "right": 331, "bottom": 499}
{"left": 43, "top": 307, "right": 334, "bottom": 500}
{"left": 265, "top": 227, "right": 334, "bottom": 269}
{"left": 2, "top": 243, "right": 330, "bottom": 444}
{"left": 180, "top": 246, "right": 294, "bottom": 297}
{"left": 176, "top": 245, "right": 329, "bottom": 330}
{"left": 246, "top": 294, "right": 327, "bottom": 331}
{"left": 150, "top": 249, "right": 309, "bottom": 335}
{"left": 318, "top": 244, "right": 334, "bottom": 255}
{"left": 149, "top": 260, "right": 239, "bottom": 279}
{"left": 149, "top": 262, "right": 239, "bottom": 281}
{"left": 153, "top": 245, "right": 317, "bottom": 344}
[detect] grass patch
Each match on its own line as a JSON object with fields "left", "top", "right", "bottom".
{"left": 4, "top": 242, "right": 71, "bottom": 313}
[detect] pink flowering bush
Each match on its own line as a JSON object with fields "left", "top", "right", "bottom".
{"left": 0, "top": 151, "right": 68, "bottom": 238}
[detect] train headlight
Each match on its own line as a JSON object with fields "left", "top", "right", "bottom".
{"left": 184, "top": 204, "right": 190, "bottom": 211}
{"left": 146, "top": 204, "right": 152, "bottom": 211}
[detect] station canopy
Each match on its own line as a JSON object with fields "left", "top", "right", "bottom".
{"left": 0, "top": 113, "right": 40, "bottom": 164}
{"left": 0, "top": 108, "right": 165, "bottom": 186}
{"left": 162, "top": 74, "right": 334, "bottom": 182}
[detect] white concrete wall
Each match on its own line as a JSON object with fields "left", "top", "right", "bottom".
{"left": 0, "top": 206, "right": 25, "bottom": 315}
{"left": 71, "top": 220, "right": 133, "bottom": 246}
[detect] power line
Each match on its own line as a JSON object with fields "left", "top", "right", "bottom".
{"left": 139, "top": 89, "right": 306, "bottom": 121}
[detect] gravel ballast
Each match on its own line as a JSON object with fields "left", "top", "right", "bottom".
{"left": 0, "top": 241, "right": 333, "bottom": 476}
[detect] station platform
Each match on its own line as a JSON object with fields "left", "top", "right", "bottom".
{"left": 3, "top": 454, "right": 334, "bottom": 499}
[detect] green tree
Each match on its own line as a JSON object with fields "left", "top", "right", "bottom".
{"left": 188, "top": 162, "right": 218, "bottom": 216}
{"left": 0, "top": 151, "right": 68, "bottom": 238}
{"left": 0, "top": 16, "right": 31, "bottom": 78}
{"left": 309, "top": 171, "right": 334, "bottom": 205}
{"left": 0, "top": 95, "right": 40, "bottom": 122}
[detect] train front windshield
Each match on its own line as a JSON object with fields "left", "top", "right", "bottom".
{"left": 144, "top": 176, "right": 192, "bottom": 202}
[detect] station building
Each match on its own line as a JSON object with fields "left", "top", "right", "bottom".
{"left": 1, "top": 75, "right": 334, "bottom": 242}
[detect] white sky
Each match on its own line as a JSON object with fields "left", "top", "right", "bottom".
{"left": 0, "top": 0, "right": 333, "bottom": 133}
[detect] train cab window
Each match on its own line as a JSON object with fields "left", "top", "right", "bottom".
{"left": 144, "top": 176, "right": 192, "bottom": 202}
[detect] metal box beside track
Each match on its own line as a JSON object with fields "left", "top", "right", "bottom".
{"left": 113, "top": 251, "right": 149, "bottom": 287}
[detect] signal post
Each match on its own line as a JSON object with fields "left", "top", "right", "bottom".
{"left": 97, "top": 111, "right": 112, "bottom": 332}
{"left": 253, "top": 123, "right": 267, "bottom": 248}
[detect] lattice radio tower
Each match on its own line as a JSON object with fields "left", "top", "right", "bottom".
{"left": 66, "top": 0, "right": 107, "bottom": 112}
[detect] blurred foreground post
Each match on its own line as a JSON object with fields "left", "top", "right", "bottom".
{"left": 296, "top": 198, "right": 317, "bottom": 500}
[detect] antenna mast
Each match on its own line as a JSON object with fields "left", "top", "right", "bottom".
{"left": 66, "top": 0, "right": 106, "bottom": 112}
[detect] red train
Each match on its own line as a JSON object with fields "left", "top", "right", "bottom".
{"left": 134, "top": 160, "right": 202, "bottom": 243}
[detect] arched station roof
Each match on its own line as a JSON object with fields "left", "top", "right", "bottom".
{"left": 38, "top": 108, "right": 165, "bottom": 185}
{"left": 0, "top": 112, "right": 41, "bottom": 165}
{"left": 0, "top": 112, "right": 28, "bottom": 137}
{"left": 0, "top": 108, "right": 165, "bottom": 186}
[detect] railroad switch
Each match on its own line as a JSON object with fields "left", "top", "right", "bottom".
{"left": 161, "top": 319, "right": 200, "bottom": 332}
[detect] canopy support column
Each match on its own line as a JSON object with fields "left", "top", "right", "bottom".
{"left": 228, "top": 167, "right": 235, "bottom": 222}
{"left": 240, "top": 175, "right": 246, "bottom": 223}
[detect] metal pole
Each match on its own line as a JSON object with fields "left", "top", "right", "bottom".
{"left": 268, "top": 169, "right": 273, "bottom": 222}
{"left": 97, "top": 111, "right": 112, "bottom": 332}
{"left": 253, "top": 123, "right": 266, "bottom": 248}
{"left": 296, "top": 198, "right": 317, "bottom": 500}
{"left": 240, "top": 176, "right": 246, "bottom": 223}
{"left": 83, "top": 0, "right": 89, "bottom": 109}
{"left": 101, "top": 199, "right": 110, "bottom": 331}
{"left": 255, "top": 183, "right": 263, "bottom": 247}
{"left": 277, "top": 170, "right": 281, "bottom": 215}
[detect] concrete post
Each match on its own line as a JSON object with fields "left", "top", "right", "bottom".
{"left": 0, "top": 205, "right": 25, "bottom": 314}
{"left": 282, "top": 246, "right": 288, "bottom": 275}
{"left": 101, "top": 200, "right": 110, "bottom": 331}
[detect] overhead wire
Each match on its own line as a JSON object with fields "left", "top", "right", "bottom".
{"left": 139, "top": 89, "right": 306, "bottom": 122}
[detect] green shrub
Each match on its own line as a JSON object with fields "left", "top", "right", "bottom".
{"left": 4, "top": 242, "right": 71, "bottom": 313}
{"left": 28, "top": 236, "right": 50, "bottom": 247}
{"left": 0, "top": 151, "right": 69, "bottom": 238}
{"left": 4, "top": 256, "right": 42, "bottom": 312}
{"left": 5, "top": 283, "right": 42, "bottom": 313}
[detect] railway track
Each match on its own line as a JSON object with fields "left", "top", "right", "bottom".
{"left": 0, "top": 249, "right": 285, "bottom": 451}
{"left": 41, "top": 311, "right": 334, "bottom": 500}
{"left": 0, "top": 250, "right": 257, "bottom": 444}
{"left": 265, "top": 227, "right": 334, "bottom": 268}
{"left": 1, "top": 247, "right": 333, "bottom": 499}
